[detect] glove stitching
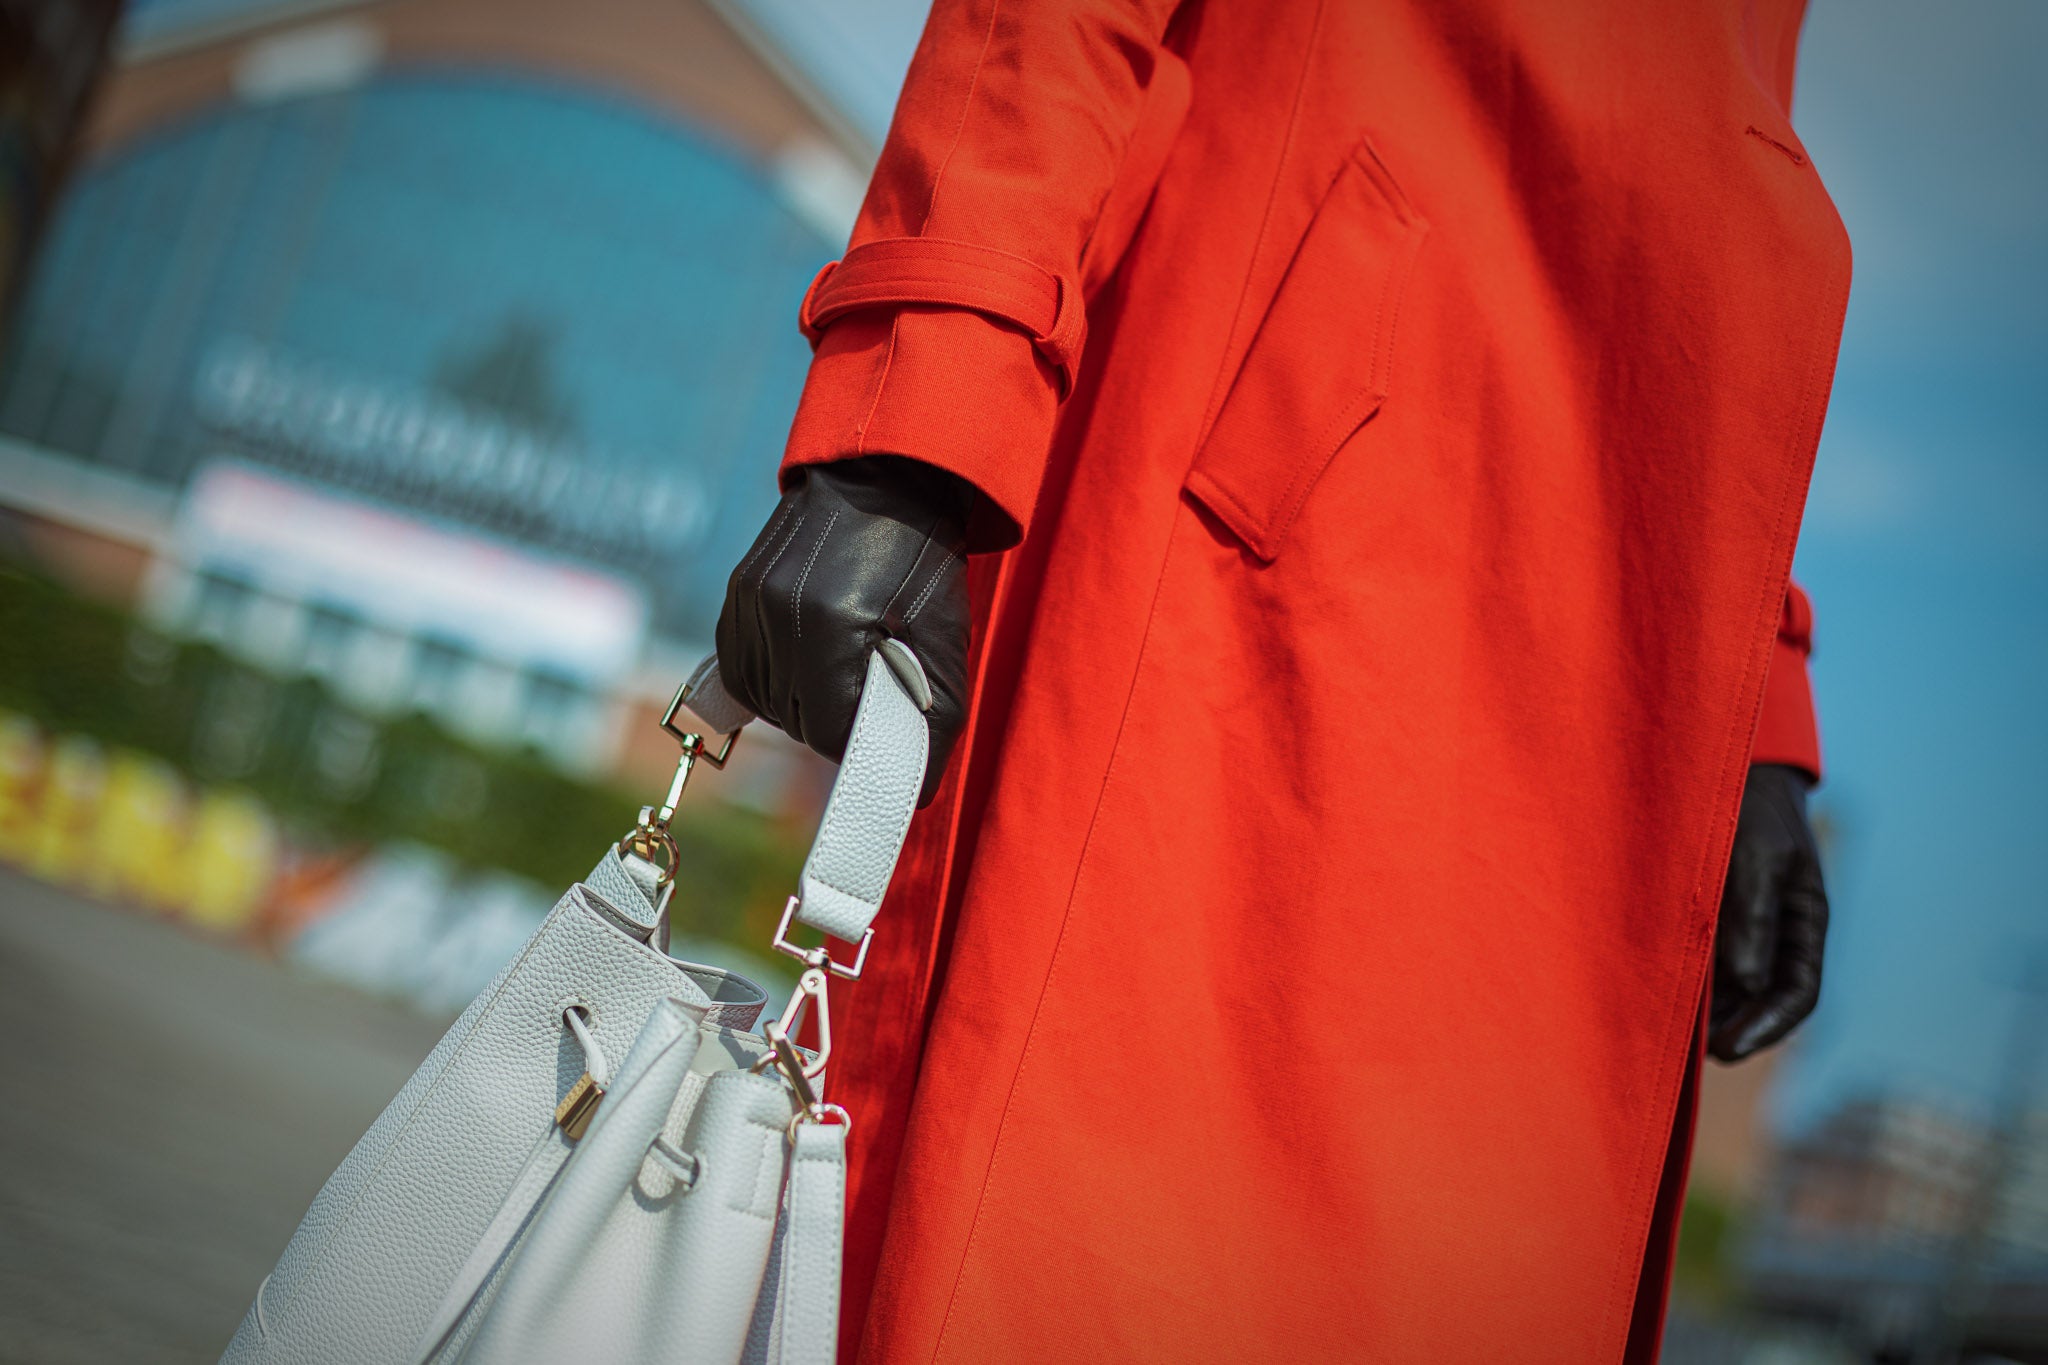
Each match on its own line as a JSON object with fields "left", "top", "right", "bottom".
{"left": 757, "top": 511, "right": 807, "bottom": 583}
{"left": 738, "top": 500, "right": 796, "bottom": 580}
{"left": 752, "top": 513, "right": 808, "bottom": 675}
{"left": 902, "top": 546, "right": 958, "bottom": 625}
{"left": 793, "top": 510, "right": 840, "bottom": 641}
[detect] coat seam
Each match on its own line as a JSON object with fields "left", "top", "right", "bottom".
{"left": 1594, "top": 236, "right": 1850, "bottom": 1358}
{"left": 928, "top": 501, "right": 1192, "bottom": 1364}
{"left": 1190, "top": 0, "right": 1329, "bottom": 457}
{"left": 918, "top": 0, "right": 1003, "bottom": 234}
{"left": 855, "top": 315, "right": 904, "bottom": 457}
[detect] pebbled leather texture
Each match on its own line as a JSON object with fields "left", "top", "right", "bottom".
{"left": 678, "top": 653, "right": 757, "bottom": 739}
{"left": 225, "top": 665, "right": 908, "bottom": 1365}
{"left": 755, "top": 1123, "right": 845, "bottom": 1365}
{"left": 221, "top": 860, "right": 789, "bottom": 1365}
{"left": 678, "top": 646, "right": 931, "bottom": 946}
{"left": 794, "top": 649, "right": 928, "bottom": 943}
{"left": 447, "top": 1005, "right": 800, "bottom": 1365}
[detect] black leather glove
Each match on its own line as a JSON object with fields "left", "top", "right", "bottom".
{"left": 716, "top": 456, "right": 972, "bottom": 805}
{"left": 1709, "top": 762, "right": 1830, "bottom": 1062}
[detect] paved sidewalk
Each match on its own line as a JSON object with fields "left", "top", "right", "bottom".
{"left": 0, "top": 869, "right": 445, "bottom": 1364}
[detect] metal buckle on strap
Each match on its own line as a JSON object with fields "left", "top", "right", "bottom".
{"left": 770, "top": 894, "right": 872, "bottom": 980}
{"left": 751, "top": 966, "right": 856, "bottom": 1143}
{"left": 616, "top": 685, "right": 740, "bottom": 887}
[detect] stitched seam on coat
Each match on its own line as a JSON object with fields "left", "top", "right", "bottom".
{"left": 918, "top": 0, "right": 1004, "bottom": 234}
{"left": 854, "top": 314, "right": 903, "bottom": 456}
{"left": 817, "top": 274, "right": 1054, "bottom": 330}
{"left": 1274, "top": 216, "right": 1429, "bottom": 540}
{"left": 1595, "top": 239, "right": 1850, "bottom": 1354}
{"left": 1189, "top": 0, "right": 1329, "bottom": 456}
{"left": 1187, "top": 468, "right": 1272, "bottom": 554}
{"left": 845, "top": 236, "right": 1059, "bottom": 281}
{"left": 931, "top": 484, "right": 1191, "bottom": 1363}
{"left": 793, "top": 510, "right": 839, "bottom": 641}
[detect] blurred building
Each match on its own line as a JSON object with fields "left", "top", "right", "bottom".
{"left": 0, "top": 0, "right": 871, "bottom": 775}
{"left": 1744, "top": 1095, "right": 2048, "bottom": 1357}
{"left": 0, "top": 0, "right": 122, "bottom": 309}
{"left": 1768, "top": 1098, "right": 1993, "bottom": 1247}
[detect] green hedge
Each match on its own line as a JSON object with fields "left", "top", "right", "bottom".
{"left": 0, "top": 568, "right": 803, "bottom": 942}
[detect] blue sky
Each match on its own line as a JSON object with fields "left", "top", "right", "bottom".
{"left": 748, "top": 0, "right": 2048, "bottom": 1129}
{"left": 1773, "top": 0, "right": 2047, "bottom": 1128}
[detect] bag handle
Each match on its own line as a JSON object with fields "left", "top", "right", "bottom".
{"left": 676, "top": 641, "right": 931, "bottom": 952}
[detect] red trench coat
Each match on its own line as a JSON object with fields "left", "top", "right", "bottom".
{"left": 776, "top": 0, "right": 1848, "bottom": 1359}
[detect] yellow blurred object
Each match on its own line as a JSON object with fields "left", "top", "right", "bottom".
{"left": 185, "top": 790, "right": 278, "bottom": 932}
{"left": 0, "top": 710, "right": 280, "bottom": 932}
{"left": 30, "top": 733, "right": 107, "bottom": 885}
{"left": 97, "top": 750, "right": 192, "bottom": 910}
{"left": 0, "top": 712, "right": 46, "bottom": 861}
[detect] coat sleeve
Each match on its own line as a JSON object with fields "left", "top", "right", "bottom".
{"left": 1750, "top": 581, "right": 1822, "bottom": 779}
{"left": 779, "top": 0, "right": 1189, "bottom": 551}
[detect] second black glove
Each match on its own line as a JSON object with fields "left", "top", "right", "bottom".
{"left": 716, "top": 456, "right": 972, "bottom": 805}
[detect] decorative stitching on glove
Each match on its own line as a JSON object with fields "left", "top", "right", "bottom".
{"left": 902, "top": 545, "right": 957, "bottom": 625}
{"left": 792, "top": 510, "right": 839, "bottom": 641}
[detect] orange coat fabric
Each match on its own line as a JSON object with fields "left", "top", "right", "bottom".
{"left": 777, "top": 1, "right": 1849, "bottom": 1360}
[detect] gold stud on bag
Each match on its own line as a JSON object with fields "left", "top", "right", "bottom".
{"left": 220, "top": 648, "right": 927, "bottom": 1365}
{"left": 553, "top": 1073, "right": 604, "bottom": 1142}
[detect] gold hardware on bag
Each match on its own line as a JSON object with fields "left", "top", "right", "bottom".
{"left": 616, "top": 683, "right": 741, "bottom": 888}
{"left": 555, "top": 1072, "right": 605, "bottom": 1141}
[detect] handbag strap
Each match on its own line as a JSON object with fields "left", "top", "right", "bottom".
{"left": 773, "top": 1120, "right": 847, "bottom": 1364}
{"left": 678, "top": 642, "right": 930, "bottom": 945}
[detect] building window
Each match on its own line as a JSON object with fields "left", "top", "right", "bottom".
{"left": 301, "top": 601, "right": 359, "bottom": 679}
{"left": 409, "top": 633, "right": 470, "bottom": 717}
{"left": 188, "top": 568, "right": 252, "bottom": 643}
{"left": 521, "top": 667, "right": 583, "bottom": 748}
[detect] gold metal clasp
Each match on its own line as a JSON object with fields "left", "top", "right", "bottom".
{"left": 555, "top": 1072, "right": 605, "bottom": 1141}
{"left": 616, "top": 682, "right": 741, "bottom": 887}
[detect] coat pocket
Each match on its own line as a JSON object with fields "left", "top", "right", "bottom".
{"left": 1184, "top": 140, "right": 1428, "bottom": 562}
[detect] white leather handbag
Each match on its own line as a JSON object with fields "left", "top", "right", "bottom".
{"left": 221, "top": 644, "right": 931, "bottom": 1365}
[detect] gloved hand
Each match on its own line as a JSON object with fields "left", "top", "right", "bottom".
{"left": 716, "top": 456, "right": 972, "bottom": 805}
{"left": 1709, "top": 762, "right": 1830, "bottom": 1062}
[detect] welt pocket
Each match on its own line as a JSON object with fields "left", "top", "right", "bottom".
{"left": 1184, "top": 140, "right": 1428, "bottom": 562}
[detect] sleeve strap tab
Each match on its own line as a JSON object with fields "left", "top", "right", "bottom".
{"left": 798, "top": 237, "right": 1087, "bottom": 396}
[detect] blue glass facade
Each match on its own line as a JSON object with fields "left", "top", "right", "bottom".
{"left": 0, "top": 72, "right": 833, "bottom": 636}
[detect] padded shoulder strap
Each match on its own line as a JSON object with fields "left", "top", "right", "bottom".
{"left": 679, "top": 644, "right": 930, "bottom": 944}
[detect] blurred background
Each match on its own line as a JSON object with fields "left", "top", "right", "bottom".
{"left": 0, "top": 0, "right": 2039, "bottom": 1361}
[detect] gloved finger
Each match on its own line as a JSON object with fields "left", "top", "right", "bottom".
{"left": 1715, "top": 838, "right": 1781, "bottom": 999}
{"left": 752, "top": 505, "right": 854, "bottom": 753}
{"left": 1708, "top": 970, "right": 1748, "bottom": 1043}
{"left": 1723, "top": 849, "right": 1829, "bottom": 1059}
{"left": 1712, "top": 846, "right": 1828, "bottom": 1061}
{"left": 893, "top": 563, "right": 969, "bottom": 808}
{"left": 718, "top": 501, "right": 804, "bottom": 728}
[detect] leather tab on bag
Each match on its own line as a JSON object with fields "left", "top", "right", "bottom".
{"left": 798, "top": 237, "right": 1087, "bottom": 396}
